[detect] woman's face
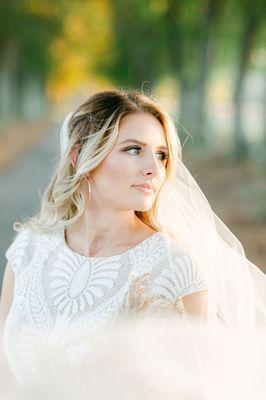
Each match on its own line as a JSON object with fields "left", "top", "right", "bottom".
{"left": 89, "top": 111, "right": 168, "bottom": 212}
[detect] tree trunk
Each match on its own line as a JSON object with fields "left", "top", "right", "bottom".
{"left": 195, "top": 0, "right": 222, "bottom": 149}
{"left": 232, "top": 17, "right": 258, "bottom": 160}
{"left": 0, "top": 41, "right": 18, "bottom": 124}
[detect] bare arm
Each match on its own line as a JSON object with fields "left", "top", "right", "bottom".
{"left": 0, "top": 262, "right": 17, "bottom": 385}
{"left": 181, "top": 290, "right": 209, "bottom": 321}
{"left": 0, "top": 262, "right": 15, "bottom": 328}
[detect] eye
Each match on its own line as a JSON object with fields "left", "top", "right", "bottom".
{"left": 124, "top": 146, "right": 168, "bottom": 162}
{"left": 126, "top": 146, "right": 141, "bottom": 155}
{"left": 158, "top": 151, "right": 168, "bottom": 162}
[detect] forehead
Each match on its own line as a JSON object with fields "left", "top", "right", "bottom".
{"left": 118, "top": 112, "right": 166, "bottom": 144}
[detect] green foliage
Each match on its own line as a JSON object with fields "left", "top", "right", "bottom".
{"left": 99, "top": 0, "right": 170, "bottom": 88}
{"left": 0, "top": 0, "right": 65, "bottom": 75}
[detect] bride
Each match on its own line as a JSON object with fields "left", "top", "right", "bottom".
{"left": 0, "top": 89, "right": 265, "bottom": 398}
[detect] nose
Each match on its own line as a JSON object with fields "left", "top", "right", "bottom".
{"left": 141, "top": 153, "right": 163, "bottom": 177}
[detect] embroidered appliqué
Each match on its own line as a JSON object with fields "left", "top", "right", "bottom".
{"left": 121, "top": 272, "right": 184, "bottom": 319}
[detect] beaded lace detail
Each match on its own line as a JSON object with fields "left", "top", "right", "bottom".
{"left": 4, "top": 226, "right": 207, "bottom": 386}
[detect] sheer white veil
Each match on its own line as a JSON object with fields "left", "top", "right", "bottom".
{"left": 59, "top": 110, "right": 266, "bottom": 329}
{"left": 159, "top": 161, "right": 266, "bottom": 327}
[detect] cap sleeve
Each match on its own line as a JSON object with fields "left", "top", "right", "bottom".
{"left": 5, "top": 227, "right": 31, "bottom": 276}
{"left": 169, "top": 244, "right": 208, "bottom": 298}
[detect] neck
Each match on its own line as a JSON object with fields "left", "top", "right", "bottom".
{"left": 64, "top": 207, "right": 152, "bottom": 257}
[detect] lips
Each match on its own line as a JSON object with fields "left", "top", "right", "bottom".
{"left": 134, "top": 184, "right": 154, "bottom": 190}
{"left": 133, "top": 185, "right": 154, "bottom": 194}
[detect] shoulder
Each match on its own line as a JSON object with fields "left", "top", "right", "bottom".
{"left": 5, "top": 227, "right": 34, "bottom": 276}
{"left": 157, "top": 235, "right": 208, "bottom": 298}
{"left": 5, "top": 226, "right": 60, "bottom": 276}
{"left": 5, "top": 226, "right": 34, "bottom": 256}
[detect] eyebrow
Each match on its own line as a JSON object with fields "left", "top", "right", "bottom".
{"left": 119, "top": 138, "right": 168, "bottom": 151}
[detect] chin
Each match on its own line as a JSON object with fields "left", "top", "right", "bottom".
{"left": 134, "top": 203, "right": 153, "bottom": 212}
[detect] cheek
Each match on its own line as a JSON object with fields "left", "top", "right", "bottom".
{"left": 93, "top": 155, "right": 134, "bottom": 188}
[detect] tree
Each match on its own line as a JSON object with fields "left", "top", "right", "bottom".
{"left": 231, "top": 0, "right": 266, "bottom": 160}
{"left": 0, "top": 0, "right": 64, "bottom": 122}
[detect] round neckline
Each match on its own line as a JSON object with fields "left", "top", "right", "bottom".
{"left": 60, "top": 228, "right": 162, "bottom": 260}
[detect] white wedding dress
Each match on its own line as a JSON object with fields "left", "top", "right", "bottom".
{"left": 3, "top": 226, "right": 207, "bottom": 388}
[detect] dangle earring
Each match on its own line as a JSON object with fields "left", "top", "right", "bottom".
{"left": 86, "top": 175, "right": 92, "bottom": 206}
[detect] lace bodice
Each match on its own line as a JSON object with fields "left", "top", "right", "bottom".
{"left": 3, "top": 226, "right": 207, "bottom": 386}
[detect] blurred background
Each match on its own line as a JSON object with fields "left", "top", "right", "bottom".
{"left": 0, "top": 0, "right": 265, "bottom": 290}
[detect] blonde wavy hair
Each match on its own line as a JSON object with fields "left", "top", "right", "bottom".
{"left": 14, "top": 89, "right": 182, "bottom": 235}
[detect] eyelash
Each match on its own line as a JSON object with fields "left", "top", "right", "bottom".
{"left": 124, "top": 146, "right": 168, "bottom": 162}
